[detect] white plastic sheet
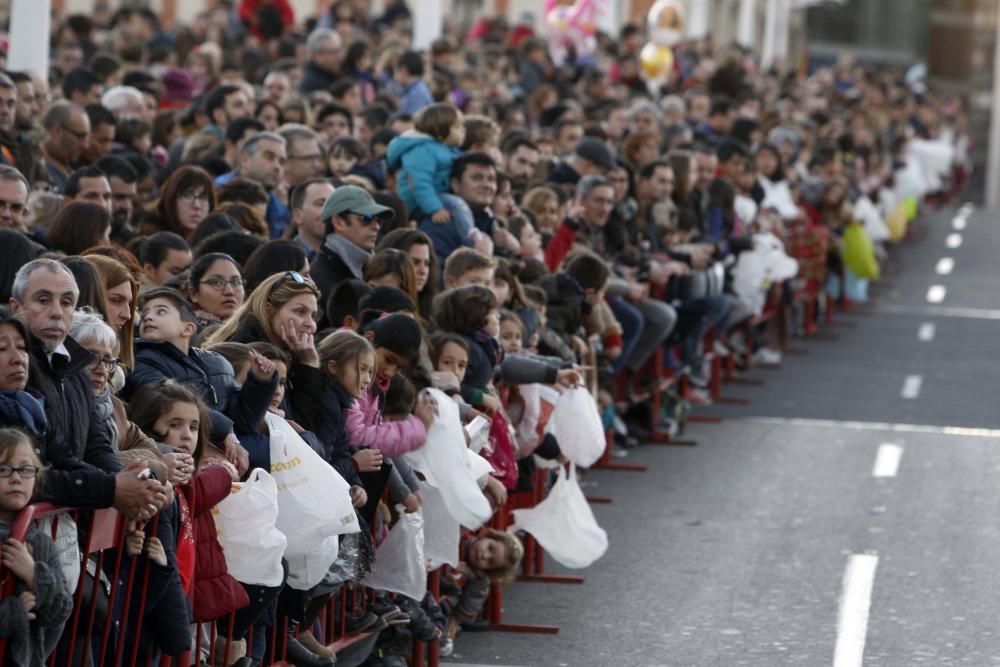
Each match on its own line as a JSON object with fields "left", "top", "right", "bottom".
{"left": 420, "top": 484, "right": 460, "bottom": 569}
{"left": 362, "top": 508, "right": 426, "bottom": 601}
{"left": 547, "top": 387, "right": 605, "bottom": 468}
{"left": 214, "top": 469, "right": 287, "bottom": 587}
{"left": 404, "top": 389, "right": 493, "bottom": 530}
{"left": 511, "top": 465, "right": 608, "bottom": 569}
{"left": 267, "top": 413, "right": 359, "bottom": 589}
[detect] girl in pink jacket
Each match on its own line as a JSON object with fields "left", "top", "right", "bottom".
{"left": 345, "top": 313, "right": 436, "bottom": 456}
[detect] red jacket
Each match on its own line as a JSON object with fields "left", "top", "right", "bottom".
{"left": 237, "top": 0, "right": 294, "bottom": 40}
{"left": 181, "top": 464, "right": 249, "bottom": 623}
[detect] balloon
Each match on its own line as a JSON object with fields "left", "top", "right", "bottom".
{"left": 647, "top": 0, "right": 686, "bottom": 46}
{"left": 640, "top": 42, "right": 674, "bottom": 81}
{"left": 544, "top": 0, "right": 605, "bottom": 66}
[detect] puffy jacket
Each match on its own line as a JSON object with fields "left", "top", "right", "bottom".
{"left": 25, "top": 335, "right": 120, "bottom": 508}
{"left": 180, "top": 464, "right": 248, "bottom": 622}
{"left": 386, "top": 130, "right": 459, "bottom": 217}
{"left": 125, "top": 339, "right": 276, "bottom": 443}
{"left": 344, "top": 384, "right": 426, "bottom": 458}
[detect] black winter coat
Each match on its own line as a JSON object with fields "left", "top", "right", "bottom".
{"left": 124, "top": 339, "right": 276, "bottom": 443}
{"left": 299, "top": 61, "right": 338, "bottom": 95}
{"left": 25, "top": 335, "right": 120, "bottom": 508}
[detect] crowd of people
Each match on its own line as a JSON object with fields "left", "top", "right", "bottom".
{"left": 0, "top": 0, "right": 970, "bottom": 665}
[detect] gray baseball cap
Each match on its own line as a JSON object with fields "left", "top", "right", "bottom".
{"left": 320, "top": 185, "right": 394, "bottom": 223}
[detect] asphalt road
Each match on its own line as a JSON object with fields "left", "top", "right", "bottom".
{"left": 445, "top": 203, "right": 1000, "bottom": 667}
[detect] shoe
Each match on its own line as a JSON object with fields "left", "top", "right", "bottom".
{"left": 296, "top": 630, "right": 337, "bottom": 659}
{"left": 610, "top": 444, "right": 629, "bottom": 459}
{"left": 212, "top": 638, "right": 246, "bottom": 667}
{"left": 284, "top": 636, "right": 337, "bottom": 667}
{"left": 685, "top": 365, "right": 710, "bottom": 389}
{"left": 673, "top": 399, "right": 690, "bottom": 436}
{"left": 752, "top": 347, "right": 782, "bottom": 365}
{"left": 345, "top": 610, "right": 379, "bottom": 634}
{"left": 370, "top": 601, "right": 409, "bottom": 626}
{"left": 460, "top": 618, "right": 491, "bottom": 632}
{"left": 713, "top": 340, "right": 730, "bottom": 357}
{"left": 440, "top": 638, "right": 454, "bottom": 657}
{"left": 683, "top": 386, "right": 713, "bottom": 407}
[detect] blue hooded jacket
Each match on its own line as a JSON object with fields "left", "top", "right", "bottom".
{"left": 386, "top": 130, "right": 460, "bottom": 217}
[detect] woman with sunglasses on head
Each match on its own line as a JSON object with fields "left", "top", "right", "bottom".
{"left": 138, "top": 166, "right": 217, "bottom": 241}
{"left": 187, "top": 253, "right": 247, "bottom": 331}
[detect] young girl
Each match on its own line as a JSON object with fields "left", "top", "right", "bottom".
{"left": 386, "top": 103, "right": 471, "bottom": 228}
{"left": 0, "top": 428, "right": 73, "bottom": 665}
{"left": 344, "top": 313, "right": 436, "bottom": 456}
{"left": 128, "top": 381, "right": 251, "bottom": 662}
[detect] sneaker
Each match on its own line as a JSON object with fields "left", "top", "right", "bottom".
{"left": 295, "top": 630, "right": 337, "bottom": 659}
{"left": 440, "top": 638, "right": 454, "bottom": 657}
{"left": 459, "top": 618, "right": 491, "bottom": 632}
{"left": 683, "top": 386, "right": 713, "bottom": 407}
{"left": 713, "top": 340, "right": 730, "bottom": 357}
{"left": 685, "top": 365, "right": 710, "bottom": 389}
{"left": 370, "top": 601, "right": 408, "bottom": 625}
{"left": 345, "top": 611, "right": 379, "bottom": 635}
{"left": 752, "top": 347, "right": 783, "bottom": 365}
{"left": 672, "top": 399, "right": 690, "bottom": 436}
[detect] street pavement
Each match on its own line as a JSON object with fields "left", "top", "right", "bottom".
{"left": 444, "top": 203, "right": 1000, "bottom": 667}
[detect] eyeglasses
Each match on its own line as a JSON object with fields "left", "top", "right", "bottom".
{"left": 288, "top": 153, "right": 324, "bottom": 163}
{"left": 89, "top": 355, "right": 120, "bottom": 372}
{"left": 0, "top": 465, "right": 39, "bottom": 478}
{"left": 201, "top": 277, "right": 246, "bottom": 291}
{"left": 179, "top": 190, "right": 211, "bottom": 205}
{"left": 61, "top": 124, "right": 88, "bottom": 141}
{"left": 0, "top": 199, "right": 25, "bottom": 215}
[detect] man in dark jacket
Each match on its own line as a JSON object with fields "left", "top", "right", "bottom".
{"left": 11, "top": 258, "right": 166, "bottom": 515}
{"left": 299, "top": 28, "right": 342, "bottom": 95}
{"left": 310, "top": 185, "right": 393, "bottom": 326}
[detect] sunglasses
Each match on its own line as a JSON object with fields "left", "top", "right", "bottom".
{"left": 346, "top": 211, "right": 380, "bottom": 226}
{"left": 269, "top": 270, "right": 307, "bottom": 296}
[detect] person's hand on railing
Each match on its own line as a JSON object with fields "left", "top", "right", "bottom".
{"left": 114, "top": 460, "right": 168, "bottom": 521}
{"left": 221, "top": 434, "right": 250, "bottom": 477}
{"left": 1, "top": 538, "right": 34, "bottom": 589}
{"left": 350, "top": 485, "right": 367, "bottom": 508}
{"left": 483, "top": 475, "right": 507, "bottom": 510}
{"left": 163, "top": 452, "right": 194, "bottom": 486}
{"left": 124, "top": 525, "right": 144, "bottom": 557}
{"left": 18, "top": 591, "right": 35, "bottom": 621}
{"left": 145, "top": 537, "right": 167, "bottom": 567}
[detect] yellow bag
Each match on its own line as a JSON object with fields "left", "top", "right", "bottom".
{"left": 842, "top": 223, "right": 880, "bottom": 280}
{"left": 904, "top": 195, "right": 919, "bottom": 221}
{"left": 886, "top": 202, "right": 908, "bottom": 242}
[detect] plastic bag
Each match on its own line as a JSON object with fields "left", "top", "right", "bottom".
{"left": 420, "top": 484, "right": 460, "bottom": 569}
{"left": 267, "top": 413, "right": 359, "bottom": 589}
{"left": 853, "top": 195, "right": 889, "bottom": 243}
{"left": 214, "top": 469, "right": 287, "bottom": 587}
{"left": 510, "top": 464, "right": 608, "bottom": 569}
{"left": 547, "top": 387, "right": 605, "bottom": 468}
{"left": 362, "top": 508, "right": 426, "bottom": 601}
{"left": 36, "top": 513, "right": 80, "bottom": 589}
{"left": 403, "top": 388, "right": 493, "bottom": 530}
{"left": 842, "top": 223, "right": 880, "bottom": 280}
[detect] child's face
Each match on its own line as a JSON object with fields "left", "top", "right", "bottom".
{"left": 135, "top": 133, "right": 153, "bottom": 154}
{"left": 454, "top": 267, "right": 493, "bottom": 288}
{"left": 336, "top": 350, "right": 375, "bottom": 398}
{"left": 469, "top": 535, "right": 509, "bottom": 571}
{"left": 446, "top": 116, "right": 466, "bottom": 147}
{"left": 490, "top": 277, "right": 511, "bottom": 307}
{"left": 153, "top": 400, "right": 200, "bottom": 455}
{"left": 436, "top": 341, "right": 468, "bottom": 383}
{"left": 518, "top": 224, "right": 542, "bottom": 257}
{"left": 484, "top": 308, "right": 500, "bottom": 338}
{"left": 140, "top": 298, "right": 189, "bottom": 343}
{"left": 0, "top": 442, "right": 38, "bottom": 513}
{"left": 372, "top": 345, "right": 405, "bottom": 385}
{"left": 499, "top": 320, "right": 522, "bottom": 355}
{"left": 328, "top": 150, "right": 357, "bottom": 177}
{"left": 270, "top": 360, "right": 288, "bottom": 411}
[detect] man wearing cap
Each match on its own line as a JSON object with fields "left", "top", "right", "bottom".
{"left": 547, "top": 136, "right": 616, "bottom": 186}
{"left": 310, "top": 185, "right": 393, "bottom": 324}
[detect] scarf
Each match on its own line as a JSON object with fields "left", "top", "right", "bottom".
{"left": 323, "top": 234, "right": 371, "bottom": 279}
{"left": 0, "top": 390, "right": 48, "bottom": 438}
{"left": 94, "top": 386, "right": 120, "bottom": 451}
{"left": 461, "top": 328, "right": 505, "bottom": 369}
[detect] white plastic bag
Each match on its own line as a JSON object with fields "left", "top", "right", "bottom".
{"left": 547, "top": 387, "right": 605, "bottom": 468}
{"left": 404, "top": 389, "right": 493, "bottom": 530}
{"left": 420, "top": 484, "right": 460, "bottom": 569}
{"left": 510, "top": 464, "right": 608, "bottom": 569}
{"left": 362, "top": 508, "right": 426, "bottom": 601}
{"left": 214, "top": 469, "right": 287, "bottom": 586}
{"left": 37, "top": 513, "right": 80, "bottom": 588}
{"left": 267, "top": 413, "right": 360, "bottom": 589}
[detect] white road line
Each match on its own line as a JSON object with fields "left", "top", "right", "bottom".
{"left": 926, "top": 285, "right": 947, "bottom": 303}
{"left": 872, "top": 444, "right": 903, "bottom": 478}
{"left": 901, "top": 375, "right": 923, "bottom": 399}
{"left": 917, "top": 322, "right": 936, "bottom": 341}
{"left": 834, "top": 553, "right": 879, "bottom": 667}
{"left": 869, "top": 304, "right": 1000, "bottom": 320}
{"left": 952, "top": 216, "right": 967, "bottom": 230}
{"left": 945, "top": 233, "right": 963, "bottom": 248}
{"left": 935, "top": 257, "right": 954, "bottom": 275}
{"left": 743, "top": 416, "right": 1000, "bottom": 438}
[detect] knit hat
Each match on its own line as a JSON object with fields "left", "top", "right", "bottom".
{"left": 161, "top": 68, "right": 194, "bottom": 109}
{"left": 574, "top": 137, "right": 616, "bottom": 171}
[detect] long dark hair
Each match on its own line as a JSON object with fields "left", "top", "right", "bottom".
{"left": 129, "top": 380, "right": 211, "bottom": 462}
{"left": 242, "top": 240, "right": 308, "bottom": 292}
{"left": 0, "top": 230, "right": 39, "bottom": 303}
{"left": 376, "top": 228, "right": 439, "bottom": 318}
{"left": 140, "top": 165, "right": 217, "bottom": 237}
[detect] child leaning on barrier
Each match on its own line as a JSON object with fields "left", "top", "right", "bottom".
{"left": 0, "top": 427, "right": 73, "bottom": 666}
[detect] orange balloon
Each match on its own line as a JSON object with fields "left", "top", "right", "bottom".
{"left": 640, "top": 42, "right": 674, "bottom": 81}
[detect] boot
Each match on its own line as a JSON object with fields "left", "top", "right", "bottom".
{"left": 296, "top": 629, "right": 337, "bottom": 659}
{"left": 284, "top": 635, "right": 337, "bottom": 667}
